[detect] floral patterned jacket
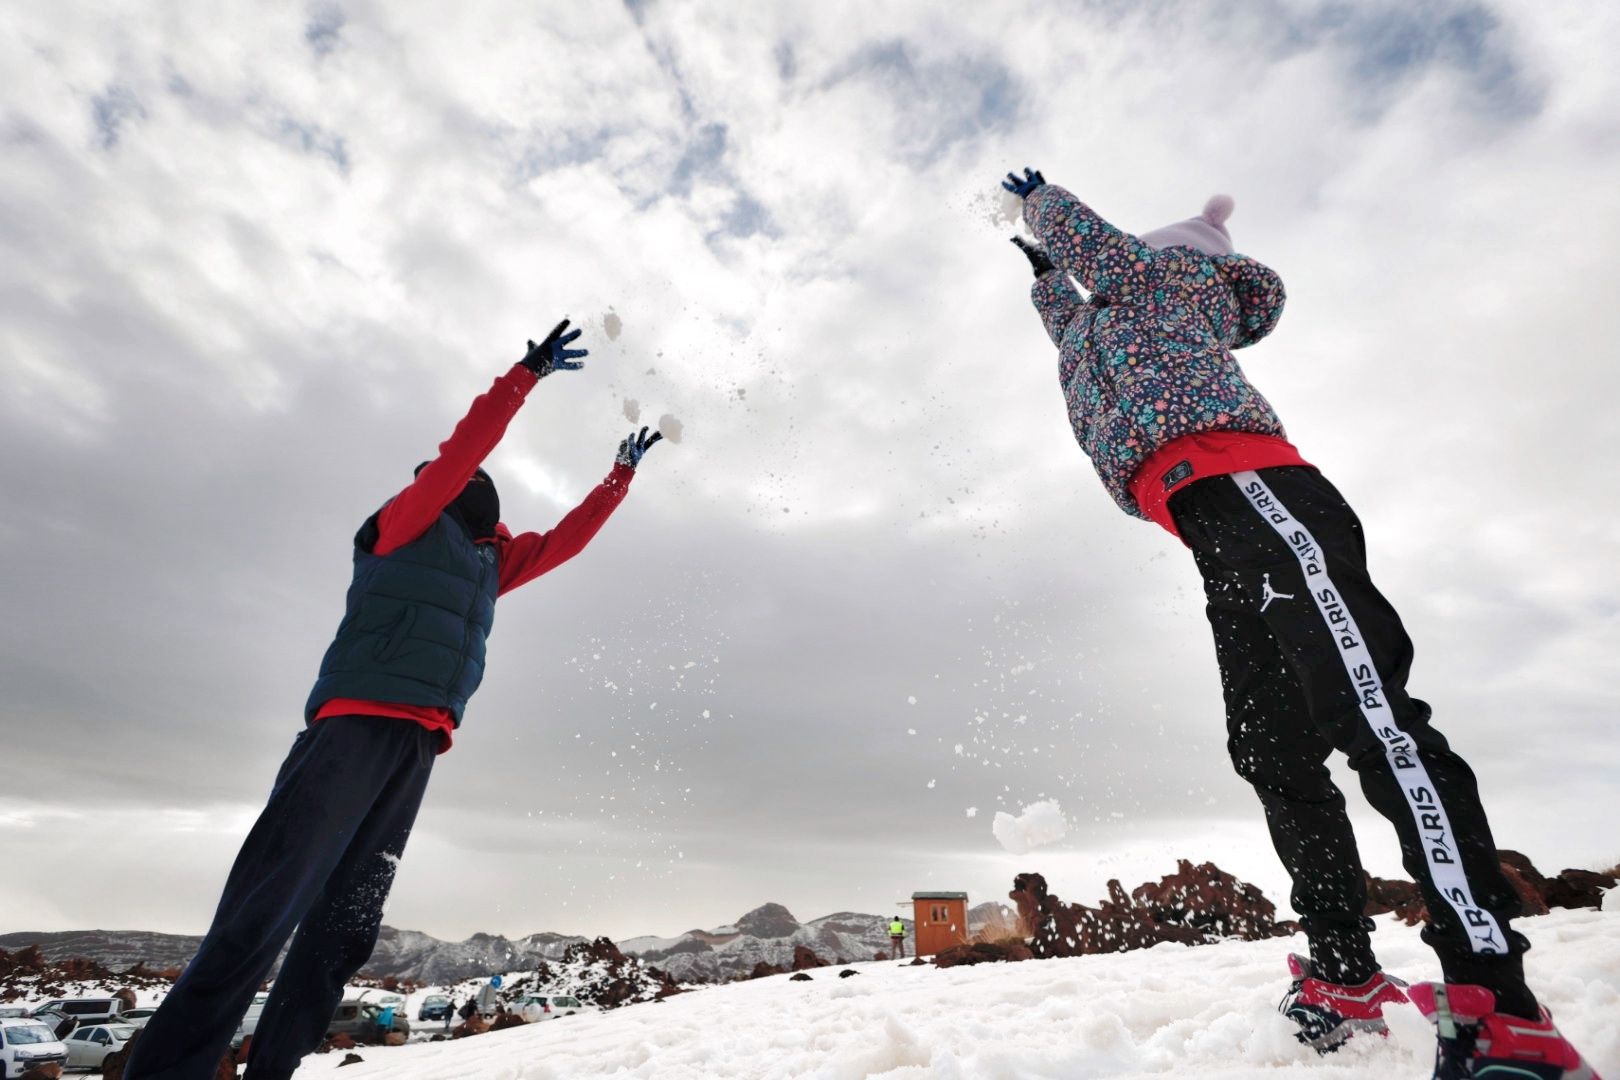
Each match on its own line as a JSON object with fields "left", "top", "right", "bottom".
{"left": 1024, "top": 184, "right": 1288, "bottom": 518}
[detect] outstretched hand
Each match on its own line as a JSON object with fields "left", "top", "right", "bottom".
{"left": 519, "top": 318, "right": 588, "bottom": 378}
{"left": 1010, "top": 236, "right": 1054, "bottom": 278}
{"left": 1002, "top": 167, "right": 1046, "bottom": 199}
{"left": 615, "top": 426, "right": 663, "bottom": 469}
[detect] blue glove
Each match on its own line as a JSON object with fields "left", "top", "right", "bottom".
{"left": 1001, "top": 167, "right": 1046, "bottom": 199}
{"left": 519, "top": 318, "right": 587, "bottom": 378}
{"left": 615, "top": 426, "right": 663, "bottom": 469}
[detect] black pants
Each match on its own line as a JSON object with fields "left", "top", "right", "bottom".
{"left": 124, "top": 716, "right": 437, "bottom": 1080}
{"left": 1170, "top": 467, "right": 1532, "bottom": 1010}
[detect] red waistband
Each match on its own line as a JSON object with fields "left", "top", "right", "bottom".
{"left": 312, "top": 698, "right": 456, "bottom": 753}
{"left": 1130, "top": 432, "right": 1310, "bottom": 539}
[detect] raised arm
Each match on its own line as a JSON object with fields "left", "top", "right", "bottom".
{"left": 1025, "top": 184, "right": 1153, "bottom": 301}
{"left": 371, "top": 319, "right": 589, "bottom": 555}
{"left": 1003, "top": 168, "right": 1153, "bottom": 301}
{"left": 496, "top": 427, "right": 662, "bottom": 595}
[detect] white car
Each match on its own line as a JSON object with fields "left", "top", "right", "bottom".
{"left": 517, "top": 995, "right": 591, "bottom": 1023}
{"left": 0, "top": 1018, "right": 68, "bottom": 1078}
{"left": 62, "top": 1023, "right": 137, "bottom": 1072}
{"left": 232, "top": 993, "right": 269, "bottom": 1051}
{"left": 118, "top": 1007, "right": 159, "bottom": 1030}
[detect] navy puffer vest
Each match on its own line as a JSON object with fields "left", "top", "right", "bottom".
{"left": 304, "top": 509, "right": 500, "bottom": 726}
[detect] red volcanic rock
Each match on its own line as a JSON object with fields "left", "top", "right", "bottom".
{"left": 1131, "top": 860, "right": 1295, "bottom": 940}
{"left": 1363, "top": 872, "right": 1428, "bottom": 925}
{"left": 1498, "top": 851, "right": 1550, "bottom": 893}
{"left": 788, "top": 972, "right": 813, "bottom": 982}
{"left": 1010, "top": 872, "right": 1206, "bottom": 959}
{"left": 546, "top": 937, "right": 683, "bottom": 1007}
{"left": 338, "top": 1052, "right": 365, "bottom": 1067}
{"left": 567, "top": 936, "right": 628, "bottom": 967}
{"left": 489, "top": 1010, "right": 528, "bottom": 1032}
{"left": 1543, "top": 868, "right": 1619, "bottom": 910}
{"left": 931, "top": 941, "right": 1034, "bottom": 968}
{"left": 790, "top": 945, "right": 829, "bottom": 971}
{"left": 0, "top": 945, "right": 48, "bottom": 978}
{"left": 1500, "top": 863, "right": 1551, "bottom": 917}
{"left": 747, "top": 961, "right": 786, "bottom": 980}
{"left": 1365, "top": 851, "right": 1617, "bottom": 925}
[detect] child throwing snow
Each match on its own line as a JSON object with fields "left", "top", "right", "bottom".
{"left": 124, "top": 320, "right": 663, "bottom": 1080}
{"left": 1000, "top": 167, "right": 1599, "bottom": 1080}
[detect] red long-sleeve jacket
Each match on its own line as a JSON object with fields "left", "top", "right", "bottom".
{"left": 312, "top": 364, "right": 634, "bottom": 751}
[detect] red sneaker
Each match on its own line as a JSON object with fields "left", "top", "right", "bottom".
{"left": 1278, "top": 953, "right": 1411, "bottom": 1053}
{"left": 1409, "top": 982, "right": 1603, "bottom": 1080}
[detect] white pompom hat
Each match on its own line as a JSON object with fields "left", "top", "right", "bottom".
{"left": 1140, "top": 195, "right": 1235, "bottom": 256}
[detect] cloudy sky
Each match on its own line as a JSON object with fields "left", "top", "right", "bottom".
{"left": 3, "top": 0, "right": 1618, "bottom": 945}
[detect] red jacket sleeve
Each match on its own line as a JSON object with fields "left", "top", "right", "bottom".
{"left": 496, "top": 464, "right": 635, "bottom": 596}
{"left": 373, "top": 364, "right": 539, "bottom": 556}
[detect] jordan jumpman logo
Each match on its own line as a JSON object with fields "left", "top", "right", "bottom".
{"left": 1260, "top": 573, "right": 1294, "bottom": 612}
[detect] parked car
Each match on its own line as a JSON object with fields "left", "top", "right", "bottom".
{"left": 27, "top": 1009, "right": 75, "bottom": 1041}
{"left": 231, "top": 993, "right": 269, "bottom": 1051}
{"left": 517, "top": 995, "right": 590, "bottom": 1022}
{"left": 326, "top": 1000, "right": 409, "bottom": 1042}
{"left": 352, "top": 990, "right": 405, "bottom": 1010}
{"left": 61, "top": 1023, "right": 136, "bottom": 1072}
{"left": 30, "top": 998, "right": 126, "bottom": 1026}
{"left": 118, "top": 1007, "right": 159, "bottom": 1030}
{"left": 0, "top": 1018, "right": 68, "bottom": 1079}
{"left": 417, "top": 994, "right": 452, "bottom": 1023}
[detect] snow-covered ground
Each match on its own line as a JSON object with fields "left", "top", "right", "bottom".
{"left": 286, "top": 908, "right": 1619, "bottom": 1079}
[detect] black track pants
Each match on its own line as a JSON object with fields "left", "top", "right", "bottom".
{"left": 123, "top": 715, "right": 436, "bottom": 1080}
{"left": 1169, "top": 466, "right": 1532, "bottom": 1008}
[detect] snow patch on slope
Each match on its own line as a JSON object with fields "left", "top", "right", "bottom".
{"left": 286, "top": 908, "right": 1620, "bottom": 1079}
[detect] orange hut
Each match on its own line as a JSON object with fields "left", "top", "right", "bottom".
{"left": 910, "top": 891, "right": 969, "bottom": 957}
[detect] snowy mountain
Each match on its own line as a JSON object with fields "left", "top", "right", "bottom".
{"left": 616, "top": 901, "right": 1017, "bottom": 983}
{"left": 0, "top": 927, "right": 587, "bottom": 986}
{"left": 359, "top": 927, "right": 586, "bottom": 985}
{"left": 0, "top": 930, "right": 203, "bottom": 973}
{"left": 0, "top": 901, "right": 1018, "bottom": 987}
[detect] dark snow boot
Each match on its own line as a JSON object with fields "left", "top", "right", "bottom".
{"left": 1278, "top": 952, "right": 1410, "bottom": 1053}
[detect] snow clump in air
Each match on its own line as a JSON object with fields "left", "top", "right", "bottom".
{"left": 658, "top": 414, "right": 684, "bottom": 443}
{"left": 602, "top": 309, "right": 622, "bottom": 341}
{"left": 993, "top": 799, "right": 1068, "bottom": 855}
{"left": 970, "top": 186, "right": 1026, "bottom": 228}
{"left": 623, "top": 398, "right": 641, "bottom": 423}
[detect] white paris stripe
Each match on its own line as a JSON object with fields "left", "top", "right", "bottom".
{"left": 1230, "top": 471, "right": 1506, "bottom": 955}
